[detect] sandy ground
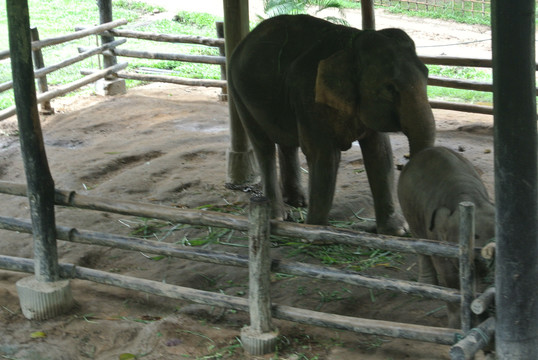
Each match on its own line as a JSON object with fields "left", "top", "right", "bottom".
{"left": 0, "top": 3, "right": 497, "bottom": 360}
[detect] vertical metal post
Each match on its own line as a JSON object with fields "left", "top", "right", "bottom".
{"left": 241, "top": 196, "right": 278, "bottom": 355}
{"left": 360, "top": 0, "right": 376, "bottom": 30}
{"left": 492, "top": 0, "right": 538, "bottom": 357}
{"left": 223, "top": 0, "right": 256, "bottom": 184}
{"left": 30, "top": 27, "right": 53, "bottom": 115}
{"left": 458, "top": 202, "right": 475, "bottom": 334}
{"left": 216, "top": 21, "right": 228, "bottom": 101}
{"left": 7, "top": 0, "right": 59, "bottom": 283}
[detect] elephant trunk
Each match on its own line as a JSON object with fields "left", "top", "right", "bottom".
{"left": 401, "top": 94, "right": 436, "bottom": 157}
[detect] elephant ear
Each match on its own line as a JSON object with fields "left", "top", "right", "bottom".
{"left": 314, "top": 50, "right": 357, "bottom": 116}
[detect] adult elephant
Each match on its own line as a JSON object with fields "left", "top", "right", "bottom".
{"left": 228, "top": 15, "right": 435, "bottom": 235}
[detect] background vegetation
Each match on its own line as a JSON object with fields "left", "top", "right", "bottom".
{"left": 0, "top": 0, "right": 495, "bottom": 112}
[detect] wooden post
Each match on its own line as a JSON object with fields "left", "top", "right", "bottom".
{"left": 7, "top": 0, "right": 58, "bottom": 283}
{"left": 458, "top": 202, "right": 475, "bottom": 334}
{"left": 492, "top": 0, "right": 538, "bottom": 357}
{"left": 96, "top": 0, "right": 126, "bottom": 95}
{"left": 30, "top": 27, "right": 53, "bottom": 115}
{"left": 360, "top": 0, "right": 375, "bottom": 30}
{"left": 98, "top": 0, "right": 117, "bottom": 70}
{"left": 471, "top": 286, "right": 495, "bottom": 316}
{"left": 216, "top": 21, "right": 228, "bottom": 101}
{"left": 7, "top": 0, "right": 73, "bottom": 320}
{"left": 241, "top": 196, "right": 278, "bottom": 355}
{"left": 450, "top": 317, "right": 495, "bottom": 360}
{"left": 223, "top": 0, "right": 257, "bottom": 184}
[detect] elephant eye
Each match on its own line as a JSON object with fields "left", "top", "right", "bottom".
{"left": 380, "top": 83, "right": 399, "bottom": 101}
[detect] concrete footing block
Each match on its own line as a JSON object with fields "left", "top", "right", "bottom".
{"left": 16, "top": 276, "right": 74, "bottom": 320}
{"left": 240, "top": 326, "right": 279, "bottom": 355}
{"left": 226, "top": 149, "right": 258, "bottom": 185}
{"left": 95, "top": 78, "right": 126, "bottom": 96}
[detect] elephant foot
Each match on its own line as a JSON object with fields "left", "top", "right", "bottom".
{"left": 300, "top": 238, "right": 337, "bottom": 245}
{"left": 376, "top": 213, "right": 408, "bottom": 237}
{"left": 282, "top": 192, "right": 307, "bottom": 208}
{"left": 376, "top": 224, "right": 407, "bottom": 236}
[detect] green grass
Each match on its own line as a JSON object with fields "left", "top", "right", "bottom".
{"left": 0, "top": 2, "right": 222, "bottom": 111}
{"left": 0, "top": 0, "right": 500, "bottom": 112}
{"left": 374, "top": 0, "right": 491, "bottom": 26}
{"left": 427, "top": 65, "right": 493, "bottom": 104}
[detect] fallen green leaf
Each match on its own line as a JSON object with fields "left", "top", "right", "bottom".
{"left": 30, "top": 331, "right": 46, "bottom": 338}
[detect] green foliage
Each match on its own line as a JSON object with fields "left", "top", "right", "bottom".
{"left": 114, "top": 0, "right": 164, "bottom": 14}
{"left": 376, "top": 0, "right": 491, "bottom": 26}
{"left": 427, "top": 65, "right": 493, "bottom": 104}
{"left": 261, "top": 0, "right": 349, "bottom": 24}
{"left": 174, "top": 11, "right": 222, "bottom": 29}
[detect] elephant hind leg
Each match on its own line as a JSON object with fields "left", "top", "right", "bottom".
{"left": 231, "top": 97, "right": 286, "bottom": 220}
{"left": 278, "top": 144, "right": 306, "bottom": 207}
{"left": 418, "top": 255, "right": 439, "bottom": 285}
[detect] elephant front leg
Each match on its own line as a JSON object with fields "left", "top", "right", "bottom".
{"left": 250, "top": 140, "right": 286, "bottom": 220}
{"left": 304, "top": 148, "right": 341, "bottom": 225}
{"left": 278, "top": 144, "right": 306, "bottom": 207}
{"left": 359, "top": 131, "right": 407, "bottom": 236}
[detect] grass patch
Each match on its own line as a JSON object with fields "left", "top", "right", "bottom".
{"left": 427, "top": 65, "right": 493, "bottom": 104}
{"left": 126, "top": 203, "right": 403, "bottom": 273}
{"left": 375, "top": 1, "right": 491, "bottom": 26}
{"left": 0, "top": 1, "right": 222, "bottom": 111}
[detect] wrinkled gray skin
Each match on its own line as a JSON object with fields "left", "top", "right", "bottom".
{"left": 228, "top": 15, "right": 435, "bottom": 235}
{"left": 398, "top": 146, "right": 495, "bottom": 328}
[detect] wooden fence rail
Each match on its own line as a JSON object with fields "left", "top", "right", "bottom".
{"left": 0, "top": 20, "right": 129, "bottom": 122}
{"left": 0, "top": 214, "right": 461, "bottom": 303}
{"left": 5, "top": 17, "right": 538, "bottom": 118}
{"left": 0, "top": 253, "right": 460, "bottom": 345}
{"left": 0, "top": 62, "right": 127, "bottom": 121}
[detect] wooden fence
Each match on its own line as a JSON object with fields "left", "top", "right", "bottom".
{"left": 0, "top": 16, "right": 498, "bottom": 358}
{"left": 6, "top": 15, "right": 538, "bottom": 120}
{"left": 0, "top": 180, "right": 494, "bottom": 358}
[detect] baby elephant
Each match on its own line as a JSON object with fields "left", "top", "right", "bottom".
{"left": 397, "top": 146, "right": 495, "bottom": 328}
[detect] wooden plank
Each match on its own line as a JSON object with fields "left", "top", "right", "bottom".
{"left": 35, "top": 39, "right": 126, "bottom": 79}
{"left": 0, "top": 182, "right": 462, "bottom": 260}
{"left": 110, "top": 47, "right": 225, "bottom": 65}
{"left": 0, "top": 62, "right": 128, "bottom": 121}
{"left": 104, "top": 28, "right": 225, "bottom": 47}
{"left": 0, "top": 254, "right": 462, "bottom": 345}
{"left": 32, "top": 19, "right": 127, "bottom": 51}
{"left": 429, "top": 100, "right": 493, "bottom": 114}
{"left": 0, "top": 214, "right": 461, "bottom": 303}
{"left": 116, "top": 71, "right": 227, "bottom": 88}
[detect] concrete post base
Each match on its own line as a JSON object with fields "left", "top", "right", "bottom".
{"left": 95, "top": 78, "right": 126, "bottom": 96}
{"left": 226, "top": 149, "right": 258, "bottom": 185}
{"left": 16, "top": 276, "right": 74, "bottom": 320}
{"left": 240, "top": 326, "right": 279, "bottom": 355}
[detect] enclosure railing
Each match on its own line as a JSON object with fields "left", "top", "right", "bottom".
{"left": 0, "top": 180, "right": 494, "bottom": 358}
{"left": 2, "top": 17, "right": 538, "bottom": 120}
{"left": 0, "top": 19, "right": 128, "bottom": 122}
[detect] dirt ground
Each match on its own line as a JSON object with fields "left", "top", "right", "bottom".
{"left": 0, "top": 4, "right": 497, "bottom": 360}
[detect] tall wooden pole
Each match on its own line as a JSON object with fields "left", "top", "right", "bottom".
{"left": 360, "top": 0, "right": 375, "bottom": 30}
{"left": 98, "top": 0, "right": 117, "bottom": 69}
{"left": 492, "top": 0, "right": 538, "bottom": 357}
{"left": 7, "top": 0, "right": 59, "bottom": 283}
{"left": 223, "top": 0, "right": 256, "bottom": 184}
